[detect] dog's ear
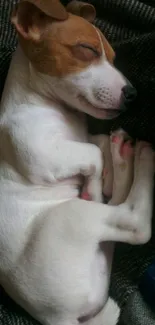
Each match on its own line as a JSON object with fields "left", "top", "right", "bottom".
{"left": 11, "top": 0, "right": 68, "bottom": 41}
{"left": 66, "top": 1, "right": 96, "bottom": 22}
{"left": 102, "top": 34, "right": 115, "bottom": 64}
{"left": 97, "top": 29, "right": 115, "bottom": 64}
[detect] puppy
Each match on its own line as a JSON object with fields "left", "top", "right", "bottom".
{"left": 0, "top": 1, "right": 154, "bottom": 325}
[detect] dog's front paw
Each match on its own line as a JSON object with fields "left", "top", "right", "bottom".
{"left": 90, "top": 134, "right": 114, "bottom": 203}
{"left": 81, "top": 177, "right": 103, "bottom": 203}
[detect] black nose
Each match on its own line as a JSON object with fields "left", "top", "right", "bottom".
{"left": 122, "top": 85, "right": 137, "bottom": 103}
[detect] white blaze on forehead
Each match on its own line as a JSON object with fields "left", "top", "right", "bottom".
{"left": 92, "top": 25, "right": 106, "bottom": 58}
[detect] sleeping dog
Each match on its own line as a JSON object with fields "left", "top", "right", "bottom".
{"left": 0, "top": 1, "right": 154, "bottom": 324}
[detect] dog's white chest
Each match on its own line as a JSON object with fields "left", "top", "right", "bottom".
{"left": 47, "top": 105, "right": 88, "bottom": 142}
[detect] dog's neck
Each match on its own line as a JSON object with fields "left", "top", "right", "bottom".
{"left": 29, "top": 63, "right": 59, "bottom": 103}
{"left": 28, "top": 62, "right": 85, "bottom": 119}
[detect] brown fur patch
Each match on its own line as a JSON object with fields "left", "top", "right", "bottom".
{"left": 21, "top": 0, "right": 68, "bottom": 20}
{"left": 66, "top": 1, "right": 96, "bottom": 23}
{"left": 12, "top": 1, "right": 115, "bottom": 77}
{"left": 96, "top": 28, "right": 115, "bottom": 64}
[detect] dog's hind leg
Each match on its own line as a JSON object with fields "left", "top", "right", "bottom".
{"left": 104, "top": 130, "right": 154, "bottom": 244}
{"left": 39, "top": 315, "right": 78, "bottom": 325}
{"left": 81, "top": 131, "right": 154, "bottom": 245}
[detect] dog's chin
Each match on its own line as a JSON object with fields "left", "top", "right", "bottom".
{"left": 77, "top": 96, "right": 121, "bottom": 120}
{"left": 87, "top": 108, "right": 120, "bottom": 120}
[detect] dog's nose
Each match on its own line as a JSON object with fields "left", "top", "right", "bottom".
{"left": 122, "top": 85, "right": 137, "bottom": 103}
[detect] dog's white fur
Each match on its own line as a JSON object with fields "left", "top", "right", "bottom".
{"left": 0, "top": 42, "right": 154, "bottom": 325}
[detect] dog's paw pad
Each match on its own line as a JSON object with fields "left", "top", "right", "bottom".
{"left": 110, "top": 130, "right": 134, "bottom": 163}
{"left": 81, "top": 191, "right": 91, "bottom": 201}
{"left": 120, "top": 140, "right": 134, "bottom": 159}
{"left": 111, "top": 135, "right": 120, "bottom": 144}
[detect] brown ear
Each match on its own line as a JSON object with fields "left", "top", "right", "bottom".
{"left": 102, "top": 34, "right": 115, "bottom": 64}
{"left": 11, "top": 0, "right": 68, "bottom": 41}
{"left": 97, "top": 29, "right": 115, "bottom": 64}
{"left": 66, "top": 0, "right": 96, "bottom": 23}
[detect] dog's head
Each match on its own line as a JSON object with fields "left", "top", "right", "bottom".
{"left": 12, "top": 0, "right": 136, "bottom": 119}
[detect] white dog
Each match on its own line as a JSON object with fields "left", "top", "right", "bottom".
{"left": 0, "top": 1, "right": 154, "bottom": 325}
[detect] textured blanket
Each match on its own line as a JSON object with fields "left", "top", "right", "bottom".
{"left": 0, "top": 0, "right": 155, "bottom": 324}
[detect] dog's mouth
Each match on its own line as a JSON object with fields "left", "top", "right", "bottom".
{"left": 78, "top": 95, "right": 121, "bottom": 120}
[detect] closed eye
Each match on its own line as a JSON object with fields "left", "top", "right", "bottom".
{"left": 78, "top": 43, "right": 100, "bottom": 57}
{"left": 72, "top": 43, "right": 101, "bottom": 62}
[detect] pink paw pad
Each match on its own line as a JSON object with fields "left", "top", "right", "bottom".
{"left": 81, "top": 192, "right": 91, "bottom": 201}
{"left": 111, "top": 135, "right": 120, "bottom": 144}
{"left": 120, "top": 141, "right": 134, "bottom": 158}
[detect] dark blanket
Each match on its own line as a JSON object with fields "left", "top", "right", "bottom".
{"left": 0, "top": 0, "right": 155, "bottom": 324}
